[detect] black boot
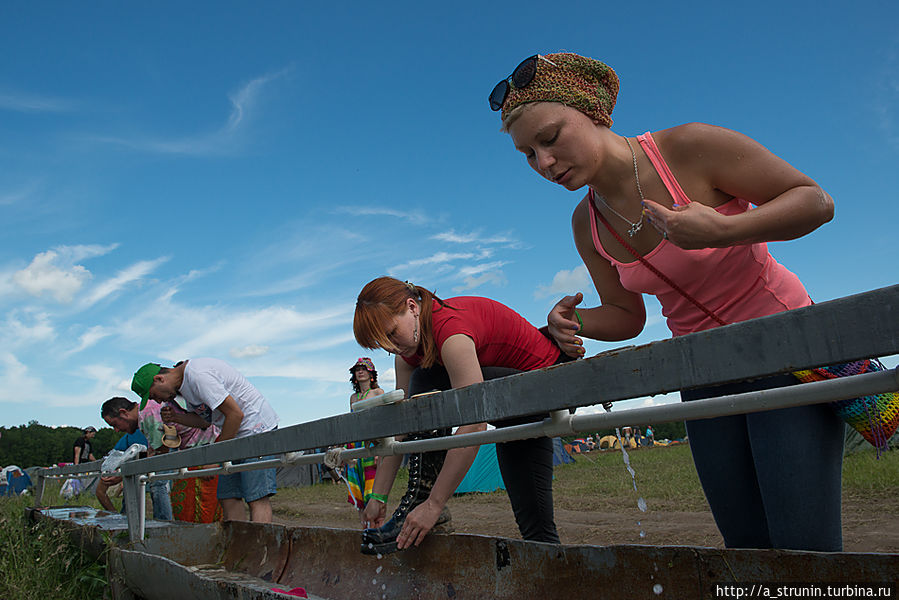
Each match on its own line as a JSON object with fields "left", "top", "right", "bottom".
{"left": 361, "top": 429, "right": 454, "bottom": 555}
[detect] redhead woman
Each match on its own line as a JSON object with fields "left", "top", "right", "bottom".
{"left": 345, "top": 358, "right": 384, "bottom": 517}
{"left": 353, "top": 276, "right": 571, "bottom": 554}
{"left": 491, "top": 52, "right": 842, "bottom": 551}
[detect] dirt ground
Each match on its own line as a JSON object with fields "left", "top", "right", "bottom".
{"left": 272, "top": 488, "right": 899, "bottom": 553}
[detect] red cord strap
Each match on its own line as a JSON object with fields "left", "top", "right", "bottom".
{"left": 594, "top": 204, "right": 728, "bottom": 327}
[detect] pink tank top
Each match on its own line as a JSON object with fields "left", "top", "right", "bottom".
{"left": 587, "top": 132, "right": 811, "bottom": 336}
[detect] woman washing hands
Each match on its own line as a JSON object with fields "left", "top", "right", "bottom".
{"left": 354, "top": 277, "right": 572, "bottom": 554}
{"left": 492, "top": 52, "right": 842, "bottom": 551}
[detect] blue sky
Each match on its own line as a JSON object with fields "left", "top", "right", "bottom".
{"left": 1, "top": 1, "right": 896, "bottom": 429}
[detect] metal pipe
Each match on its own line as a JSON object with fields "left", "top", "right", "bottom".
{"left": 30, "top": 368, "right": 899, "bottom": 488}
{"left": 371, "top": 367, "right": 899, "bottom": 456}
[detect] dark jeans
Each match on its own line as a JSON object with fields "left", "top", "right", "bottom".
{"left": 409, "top": 365, "right": 560, "bottom": 544}
{"left": 682, "top": 373, "right": 844, "bottom": 551}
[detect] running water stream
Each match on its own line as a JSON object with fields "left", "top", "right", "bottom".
{"left": 606, "top": 406, "right": 663, "bottom": 596}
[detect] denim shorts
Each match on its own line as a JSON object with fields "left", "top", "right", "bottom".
{"left": 216, "top": 455, "right": 277, "bottom": 503}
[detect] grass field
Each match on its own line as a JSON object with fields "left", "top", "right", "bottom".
{"left": 275, "top": 443, "right": 899, "bottom": 514}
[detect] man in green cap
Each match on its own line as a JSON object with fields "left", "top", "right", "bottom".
{"left": 131, "top": 358, "right": 279, "bottom": 523}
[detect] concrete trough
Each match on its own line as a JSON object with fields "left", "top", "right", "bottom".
{"left": 27, "top": 506, "right": 899, "bottom": 600}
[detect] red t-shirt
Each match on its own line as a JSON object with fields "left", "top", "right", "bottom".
{"left": 402, "top": 296, "right": 559, "bottom": 371}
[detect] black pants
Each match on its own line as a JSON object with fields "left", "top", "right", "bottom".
{"left": 409, "top": 365, "right": 560, "bottom": 544}
{"left": 682, "top": 374, "right": 844, "bottom": 551}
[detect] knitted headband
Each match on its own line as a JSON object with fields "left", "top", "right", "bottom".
{"left": 350, "top": 357, "right": 376, "bottom": 372}
{"left": 501, "top": 52, "right": 620, "bottom": 127}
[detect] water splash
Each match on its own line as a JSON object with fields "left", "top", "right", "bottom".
{"left": 376, "top": 566, "right": 383, "bottom": 574}
{"left": 653, "top": 584, "right": 664, "bottom": 595}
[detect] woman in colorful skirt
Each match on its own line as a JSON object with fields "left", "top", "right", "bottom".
{"left": 346, "top": 357, "right": 384, "bottom": 522}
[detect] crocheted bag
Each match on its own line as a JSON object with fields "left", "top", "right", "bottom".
{"left": 793, "top": 359, "right": 899, "bottom": 453}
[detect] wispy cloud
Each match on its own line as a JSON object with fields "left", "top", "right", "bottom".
{"left": 0, "top": 90, "right": 73, "bottom": 113}
{"left": 0, "top": 182, "right": 40, "bottom": 206}
{"left": 335, "top": 206, "right": 431, "bottom": 226}
{"left": 453, "top": 261, "right": 509, "bottom": 291}
{"left": 93, "top": 68, "right": 289, "bottom": 156}
{"left": 230, "top": 344, "right": 270, "bottom": 359}
{"left": 2, "top": 310, "right": 56, "bottom": 348}
{"left": 432, "top": 229, "right": 518, "bottom": 246}
{"left": 79, "top": 257, "right": 170, "bottom": 308}
{"left": 388, "top": 251, "right": 492, "bottom": 273}
{"left": 65, "top": 326, "right": 111, "bottom": 356}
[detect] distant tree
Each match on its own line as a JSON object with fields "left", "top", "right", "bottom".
{"left": 0, "top": 422, "right": 119, "bottom": 468}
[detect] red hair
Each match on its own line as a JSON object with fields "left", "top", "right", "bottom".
{"left": 354, "top": 276, "right": 451, "bottom": 368}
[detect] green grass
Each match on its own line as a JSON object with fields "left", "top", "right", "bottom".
{"left": 842, "top": 447, "right": 899, "bottom": 507}
{"left": 551, "top": 443, "right": 899, "bottom": 513}
{"left": 0, "top": 483, "right": 108, "bottom": 600}
{"left": 552, "top": 443, "right": 710, "bottom": 512}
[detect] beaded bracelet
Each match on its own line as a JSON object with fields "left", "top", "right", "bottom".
{"left": 574, "top": 310, "right": 584, "bottom": 332}
{"left": 369, "top": 492, "right": 388, "bottom": 504}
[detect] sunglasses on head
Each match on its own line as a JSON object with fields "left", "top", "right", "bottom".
{"left": 488, "top": 54, "right": 558, "bottom": 111}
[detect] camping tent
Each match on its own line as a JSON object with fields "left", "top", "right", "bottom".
{"left": 552, "top": 437, "right": 574, "bottom": 465}
{"left": 455, "top": 444, "right": 505, "bottom": 494}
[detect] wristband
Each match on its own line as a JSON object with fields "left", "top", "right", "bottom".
{"left": 369, "top": 492, "right": 388, "bottom": 504}
{"left": 574, "top": 309, "right": 584, "bottom": 332}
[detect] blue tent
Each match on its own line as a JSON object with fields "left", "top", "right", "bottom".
{"left": 552, "top": 437, "right": 575, "bottom": 465}
{"left": 455, "top": 444, "right": 505, "bottom": 494}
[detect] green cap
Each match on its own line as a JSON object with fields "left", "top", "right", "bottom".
{"left": 132, "top": 363, "right": 161, "bottom": 410}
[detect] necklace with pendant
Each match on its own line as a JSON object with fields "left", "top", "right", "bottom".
{"left": 592, "top": 137, "right": 646, "bottom": 238}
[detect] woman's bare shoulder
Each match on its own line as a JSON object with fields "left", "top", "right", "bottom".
{"left": 571, "top": 192, "right": 592, "bottom": 229}
{"left": 653, "top": 123, "right": 753, "bottom": 155}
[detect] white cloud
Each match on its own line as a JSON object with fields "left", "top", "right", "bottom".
{"left": 453, "top": 262, "right": 509, "bottom": 291}
{"left": 230, "top": 344, "right": 270, "bottom": 358}
{"left": 0, "top": 352, "right": 45, "bottom": 403}
{"left": 432, "top": 230, "right": 517, "bottom": 245}
{"left": 335, "top": 206, "right": 431, "bottom": 226}
{"left": 2, "top": 311, "right": 56, "bottom": 347}
{"left": 65, "top": 326, "right": 111, "bottom": 356}
{"left": 13, "top": 251, "right": 92, "bottom": 303}
{"left": 534, "top": 265, "right": 592, "bottom": 298}
{"left": 80, "top": 257, "right": 169, "bottom": 307}
{"left": 389, "top": 251, "right": 481, "bottom": 273}
{"left": 11, "top": 244, "right": 119, "bottom": 304}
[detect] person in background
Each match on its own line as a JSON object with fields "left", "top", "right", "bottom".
{"left": 131, "top": 358, "right": 279, "bottom": 523}
{"left": 346, "top": 357, "right": 385, "bottom": 521}
{"left": 99, "top": 397, "right": 172, "bottom": 520}
{"left": 95, "top": 423, "right": 148, "bottom": 512}
{"left": 72, "top": 426, "right": 97, "bottom": 465}
{"left": 491, "top": 51, "right": 841, "bottom": 551}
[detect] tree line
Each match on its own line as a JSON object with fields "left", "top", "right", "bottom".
{"left": 0, "top": 421, "right": 121, "bottom": 468}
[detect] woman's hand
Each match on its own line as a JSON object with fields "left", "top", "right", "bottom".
{"left": 397, "top": 498, "right": 443, "bottom": 549}
{"left": 642, "top": 199, "right": 727, "bottom": 249}
{"left": 548, "top": 293, "right": 585, "bottom": 358}
{"left": 361, "top": 498, "right": 386, "bottom": 529}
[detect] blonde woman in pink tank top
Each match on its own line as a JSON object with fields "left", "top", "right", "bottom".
{"left": 488, "top": 53, "right": 844, "bottom": 552}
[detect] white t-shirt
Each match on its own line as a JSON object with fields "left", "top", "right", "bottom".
{"left": 177, "top": 357, "right": 279, "bottom": 439}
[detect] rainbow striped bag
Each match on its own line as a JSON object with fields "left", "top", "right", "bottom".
{"left": 794, "top": 358, "right": 899, "bottom": 454}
